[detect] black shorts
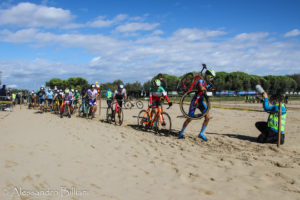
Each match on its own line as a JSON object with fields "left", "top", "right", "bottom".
{"left": 47, "top": 99, "right": 53, "bottom": 104}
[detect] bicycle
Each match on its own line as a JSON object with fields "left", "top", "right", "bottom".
{"left": 106, "top": 100, "right": 123, "bottom": 125}
{"left": 177, "top": 64, "right": 213, "bottom": 119}
{"left": 137, "top": 103, "right": 172, "bottom": 135}
{"left": 124, "top": 97, "right": 144, "bottom": 109}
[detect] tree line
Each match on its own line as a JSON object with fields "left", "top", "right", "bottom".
{"left": 45, "top": 72, "right": 300, "bottom": 94}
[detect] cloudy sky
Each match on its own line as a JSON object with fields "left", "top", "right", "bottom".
{"left": 0, "top": 0, "right": 300, "bottom": 90}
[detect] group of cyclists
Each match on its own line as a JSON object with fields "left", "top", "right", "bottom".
{"left": 28, "top": 85, "right": 96, "bottom": 118}
{"left": 26, "top": 67, "right": 218, "bottom": 141}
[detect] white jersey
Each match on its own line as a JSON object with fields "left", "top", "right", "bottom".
{"left": 114, "top": 89, "right": 126, "bottom": 100}
{"left": 88, "top": 89, "right": 98, "bottom": 99}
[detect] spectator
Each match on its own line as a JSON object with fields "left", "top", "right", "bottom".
{"left": 256, "top": 92, "right": 286, "bottom": 144}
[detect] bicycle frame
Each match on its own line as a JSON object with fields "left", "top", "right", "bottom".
{"left": 182, "top": 64, "right": 207, "bottom": 92}
{"left": 141, "top": 105, "right": 166, "bottom": 128}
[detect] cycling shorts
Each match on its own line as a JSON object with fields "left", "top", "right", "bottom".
{"left": 188, "top": 96, "right": 207, "bottom": 117}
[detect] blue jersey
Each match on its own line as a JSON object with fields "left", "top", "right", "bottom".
{"left": 46, "top": 91, "right": 54, "bottom": 99}
{"left": 38, "top": 91, "right": 45, "bottom": 100}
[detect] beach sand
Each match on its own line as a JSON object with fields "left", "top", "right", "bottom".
{"left": 0, "top": 101, "right": 299, "bottom": 200}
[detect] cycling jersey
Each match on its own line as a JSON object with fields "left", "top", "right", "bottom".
{"left": 64, "top": 92, "right": 73, "bottom": 103}
{"left": 114, "top": 89, "right": 126, "bottom": 100}
{"left": 46, "top": 91, "right": 54, "bottom": 99}
{"left": 87, "top": 89, "right": 98, "bottom": 100}
{"left": 149, "top": 86, "right": 169, "bottom": 105}
{"left": 37, "top": 91, "right": 46, "bottom": 100}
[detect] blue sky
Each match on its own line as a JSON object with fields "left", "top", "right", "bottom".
{"left": 0, "top": 0, "right": 300, "bottom": 90}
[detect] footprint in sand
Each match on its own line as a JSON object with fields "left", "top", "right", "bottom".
{"left": 5, "top": 160, "right": 18, "bottom": 168}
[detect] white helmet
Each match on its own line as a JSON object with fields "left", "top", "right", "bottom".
{"left": 71, "top": 89, "right": 74, "bottom": 92}
{"left": 65, "top": 88, "right": 69, "bottom": 93}
{"left": 119, "top": 84, "right": 124, "bottom": 89}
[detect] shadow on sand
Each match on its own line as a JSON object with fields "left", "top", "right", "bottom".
{"left": 127, "top": 124, "right": 179, "bottom": 138}
{"left": 206, "top": 132, "right": 258, "bottom": 143}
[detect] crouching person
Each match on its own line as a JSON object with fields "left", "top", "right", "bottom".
{"left": 256, "top": 92, "right": 286, "bottom": 144}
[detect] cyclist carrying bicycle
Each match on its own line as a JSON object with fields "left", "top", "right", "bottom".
{"left": 178, "top": 69, "right": 216, "bottom": 141}
{"left": 149, "top": 79, "right": 172, "bottom": 123}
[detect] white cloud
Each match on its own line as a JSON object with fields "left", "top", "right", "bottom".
{"left": 0, "top": 2, "right": 73, "bottom": 28}
{"left": 284, "top": 29, "right": 300, "bottom": 37}
{"left": 115, "top": 22, "right": 159, "bottom": 32}
{"left": 172, "top": 28, "right": 226, "bottom": 41}
{"left": 87, "top": 14, "right": 128, "bottom": 28}
{"left": 89, "top": 56, "right": 102, "bottom": 66}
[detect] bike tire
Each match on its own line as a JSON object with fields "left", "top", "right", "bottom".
{"left": 114, "top": 108, "right": 123, "bottom": 126}
{"left": 106, "top": 107, "right": 113, "bottom": 123}
{"left": 136, "top": 100, "right": 144, "bottom": 109}
{"left": 157, "top": 112, "right": 172, "bottom": 135}
{"left": 137, "top": 110, "right": 150, "bottom": 130}
{"left": 125, "top": 101, "right": 132, "bottom": 109}
{"left": 176, "top": 73, "right": 196, "bottom": 95}
{"left": 179, "top": 90, "right": 210, "bottom": 120}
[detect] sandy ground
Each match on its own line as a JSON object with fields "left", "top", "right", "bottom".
{"left": 0, "top": 101, "right": 299, "bottom": 200}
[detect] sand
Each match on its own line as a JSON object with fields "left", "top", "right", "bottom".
{"left": 0, "top": 100, "right": 299, "bottom": 200}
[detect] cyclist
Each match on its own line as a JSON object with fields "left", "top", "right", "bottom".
{"left": 29, "top": 91, "right": 36, "bottom": 108}
{"left": 37, "top": 87, "right": 46, "bottom": 112}
{"left": 46, "top": 88, "right": 54, "bottom": 111}
{"left": 149, "top": 79, "right": 172, "bottom": 123}
{"left": 87, "top": 84, "right": 98, "bottom": 117}
{"left": 105, "top": 88, "right": 113, "bottom": 108}
{"left": 113, "top": 84, "right": 127, "bottom": 109}
{"left": 178, "top": 69, "right": 216, "bottom": 141}
{"left": 60, "top": 88, "right": 73, "bottom": 118}
{"left": 73, "top": 89, "right": 80, "bottom": 110}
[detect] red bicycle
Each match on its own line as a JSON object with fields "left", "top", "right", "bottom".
{"left": 177, "top": 64, "right": 214, "bottom": 119}
{"left": 106, "top": 100, "right": 124, "bottom": 125}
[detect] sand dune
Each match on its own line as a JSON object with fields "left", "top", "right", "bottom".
{"left": 0, "top": 101, "right": 299, "bottom": 200}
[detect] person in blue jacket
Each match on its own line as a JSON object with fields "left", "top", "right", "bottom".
{"left": 256, "top": 92, "right": 287, "bottom": 144}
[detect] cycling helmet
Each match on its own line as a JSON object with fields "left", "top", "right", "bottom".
{"left": 154, "top": 79, "right": 161, "bottom": 87}
{"left": 71, "top": 89, "right": 74, "bottom": 92}
{"left": 205, "top": 69, "right": 216, "bottom": 79}
{"left": 92, "top": 84, "right": 95, "bottom": 88}
{"left": 75, "top": 90, "right": 78, "bottom": 92}
{"left": 65, "top": 88, "right": 69, "bottom": 93}
{"left": 119, "top": 84, "right": 124, "bottom": 89}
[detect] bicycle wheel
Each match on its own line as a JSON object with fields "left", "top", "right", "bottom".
{"left": 114, "top": 108, "right": 123, "bottom": 126}
{"left": 156, "top": 112, "right": 172, "bottom": 135}
{"left": 125, "top": 101, "right": 132, "bottom": 109}
{"left": 179, "top": 90, "right": 210, "bottom": 120}
{"left": 136, "top": 100, "right": 144, "bottom": 109}
{"left": 106, "top": 107, "right": 113, "bottom": 123}
{"left": 137, "top": 110, "right": 150, "bottom": 130}
{"left": 176, "top": 73, "right": 195, "bottom": 95}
